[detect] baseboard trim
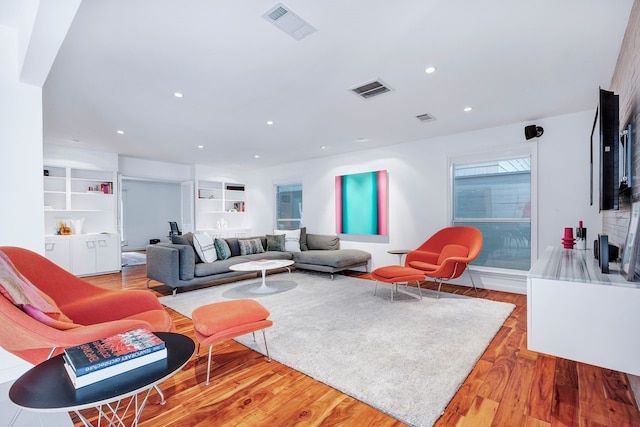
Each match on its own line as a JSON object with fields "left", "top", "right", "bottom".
{"left": 450, "top": 267, "right": 527, "bottom": 295}
{"left": 628, "top": 374, "right": 640, "bottom": 410}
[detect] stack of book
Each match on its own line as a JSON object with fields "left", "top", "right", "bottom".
{"left": 63, "top": 328, "right": 166, "bottom": 389}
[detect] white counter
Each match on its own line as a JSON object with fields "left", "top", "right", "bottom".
{"left": 529, "top": 246, "right": 638, "bottom": 287}
{"left": 527, "top": 246, "right": 640, "bottom": 375}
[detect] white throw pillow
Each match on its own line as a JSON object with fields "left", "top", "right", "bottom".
{"left": 192, "top": 233, "right": 217, "bottom": 263}
{"left": 274, "top": 229, "right": 301, "bottom": 252}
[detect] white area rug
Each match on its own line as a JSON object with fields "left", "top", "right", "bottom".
{"left": 121, "top": 252, "right": 146, "bottom": 266}
{"left": 159, "top": 272, "right": 514, "bottom": 426}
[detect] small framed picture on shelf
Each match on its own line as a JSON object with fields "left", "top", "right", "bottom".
{"left": 621, "top": 201, "right": 640, "bottom": 281}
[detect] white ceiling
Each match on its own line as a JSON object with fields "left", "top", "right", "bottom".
{"left": 41, "top": 1, "right": 634, "bottom": 170}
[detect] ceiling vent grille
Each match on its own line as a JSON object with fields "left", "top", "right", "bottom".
{"left": 351, "top": 80, "right": 392, "bottom": 99}
{"left": 262, "top": 3, "right": 316, "bottom": 40}
{"left": 416, "top": 113, "right": 437, "bottom": 122}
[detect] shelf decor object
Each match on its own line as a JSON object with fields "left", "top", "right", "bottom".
{"left": 621, "top": 201, "right": 640, "bottom": 281}
{"left": 335, "top": 170, "right": 388, "bottom": 235}
{"left": 561, "top": 227, "right": 575, "bottom": 249}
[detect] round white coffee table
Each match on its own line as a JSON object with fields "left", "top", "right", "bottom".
{"left": 229, "top": 259, "right": 294, "bottom": 293}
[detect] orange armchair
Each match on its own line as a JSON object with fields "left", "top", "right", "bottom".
{"left": 0, "top": 246, "right": 175, "bottom": 365}
{"left": 405, "top": 226, "right": 483, "bottom": 298}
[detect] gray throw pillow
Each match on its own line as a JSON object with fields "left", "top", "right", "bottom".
{"left": 172, "top": 232, "right": 203, "bottom": 263}
{"left": 225, "top": 238, "right": 241, "bottom": 257}
{"left": 299, "top": 227, "right": 308, "bottom": 251}
{"left": 238, "top": 238, "right": 265, "bottom": 255}
{"left": 214, "top": 238, "right": 231, "bottom": 260}
{"left": 266, "top": 234, "right": 286, "bottom": 251}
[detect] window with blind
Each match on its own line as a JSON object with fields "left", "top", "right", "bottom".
{"left": 452, "top": 156, "right": 531, "bottom": 270}
{"left": 275, "top": 184, "right": 303, "bottom": 230}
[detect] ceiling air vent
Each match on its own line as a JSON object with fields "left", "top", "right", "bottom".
{"left": 416, "top": 113, "right": 436, "bottom": 122}
{"left": 351, "top": 80, "right": 392, "bottom": 99}
{"left": 262, "top": 3, "right": 316, "bottom": 40}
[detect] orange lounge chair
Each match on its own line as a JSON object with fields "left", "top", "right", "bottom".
{"left": 372, "top": 226, "right": 483, "bottom": 300}
{"left": 405, "top": 226, "right": 483, "bottom": 298}
{"left": 0, "top": 246, "right": 175, "bottom": 365}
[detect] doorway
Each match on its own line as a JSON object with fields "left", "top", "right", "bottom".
{"left": 121, "top": 179, "right": 182, "bottom": 254}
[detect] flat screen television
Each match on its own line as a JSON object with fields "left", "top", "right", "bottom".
{"left": 596, "top": 88, "right": 620, "bottom": 211}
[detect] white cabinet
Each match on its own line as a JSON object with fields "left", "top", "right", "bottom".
{"left": 195, "top": 180, "right": 246, "bottom": 230}
{"left": 71, "top": 237, "right": 97, "bottom": 276}
{"left": 70, "top": 234, "right": 120, "bottom": 276}
{"left": 46, "top": 234, "right": 120, "bottom": 277}
{"left": 44, "top": 238, "right": 71, "bottom": 271}
{"left": 95, "top": 235, "right": 121, "bottom": 273}
{"left": 46, "top": 235, "right": 121, "bottom": 276}
{"left": 527, "top": 246, "right": 640, "bottom": 375}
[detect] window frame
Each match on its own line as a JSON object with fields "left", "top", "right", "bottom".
{"left": 274, "top": 181, "right": 303, "bottom": 230}
{"left": 448, "top": 144, "right": 538, "bottom": 272}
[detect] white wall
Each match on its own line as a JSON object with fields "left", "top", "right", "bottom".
{"left": 0, "top": 3, "right": 79, "bottom": 421}
{"left": 0, "top": 25, "right": 45, "bottom": 251}
{"left": 246, "top": 110, "right": 601, "bottom": 293}
{"left": 119, "top": 156, "right": 193, "bottom": 182}
{"left": 122, "top": 179, "right": 182, "bottom": 250}
{"left": 44, "top": 144, "right": 119, "bottom": 171}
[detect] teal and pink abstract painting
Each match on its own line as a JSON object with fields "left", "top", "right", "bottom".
{"left": 335, "top": 170, "right": 388, "bottom": 235}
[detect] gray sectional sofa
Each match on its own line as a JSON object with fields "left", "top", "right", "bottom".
{"left": 146, "top": 231, "right": 371, "bottom": 295}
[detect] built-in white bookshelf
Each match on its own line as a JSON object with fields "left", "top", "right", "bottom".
{"left": 196, "top": 180, "right": 247, "bottom": 231}
{"left": 43, "top": 166, "right": 120, "bottom": 276}
{"left": 44, "top": 166, "right": 117, "bottom": 234}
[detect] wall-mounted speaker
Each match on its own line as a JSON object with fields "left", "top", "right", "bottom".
{"left": 524, "top": 125, "right": 544, "bottom": 140}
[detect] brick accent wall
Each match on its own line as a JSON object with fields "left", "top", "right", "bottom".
{"left": 602, "top": 0, "right": 640, "bottom": 248}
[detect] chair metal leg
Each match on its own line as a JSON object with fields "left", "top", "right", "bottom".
{"left": 467, "top": 268, "right": 479, "bottom": 296}
{"left": 205, "top": 345, "right": 213, "bottom": 386}
{"left": 374, "top": 281, "right": 379, "bottom": 296}
{"left": 8, "top": 408, "right": 21, "bottom": 427}
{"left": 436, "top": 278, "right": 443, "bottom": 299}
{"left": 261, "top": 329, "right": 271, "bottom": 362}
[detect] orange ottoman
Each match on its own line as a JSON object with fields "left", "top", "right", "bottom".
{"left": 192, "top": 299, "right": 273, "bottom": 385}
{"left": 371, "top": 265, "right": 426, "bottom": 302}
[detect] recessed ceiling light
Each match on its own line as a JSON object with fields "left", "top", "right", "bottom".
{"left": 116, "top": 130, "right": 124, "bottom": 134}
{"left": 425, "top": 66, "right": 436, "bottom": 74}
{"left": 321, "top": 145, "right": 326, "bottom": 150}
{"left": 174, "top": 92, "right": 183, "bottom": 98}
{"left": 254, "top": 154, "right": 260, "bottom": 159}
{"left": 197, "top": 145, "right": 204, "bottom": 149}
{"left": 464, "top": 107, "right": 473, "bottom": 112}
{"left": 266, "top": 120, "right": 274, "bottom": 126}
{"left": 356, "top": 137, "right": 368, "bottom": 143}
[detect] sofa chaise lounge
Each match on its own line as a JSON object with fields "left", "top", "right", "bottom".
{"left": 146, "top": 232, "right": 371, "bottom": 295}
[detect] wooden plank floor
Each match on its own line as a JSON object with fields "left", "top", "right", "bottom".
{"left": 74, "top": 265, "right": 640, "bottom": 426}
